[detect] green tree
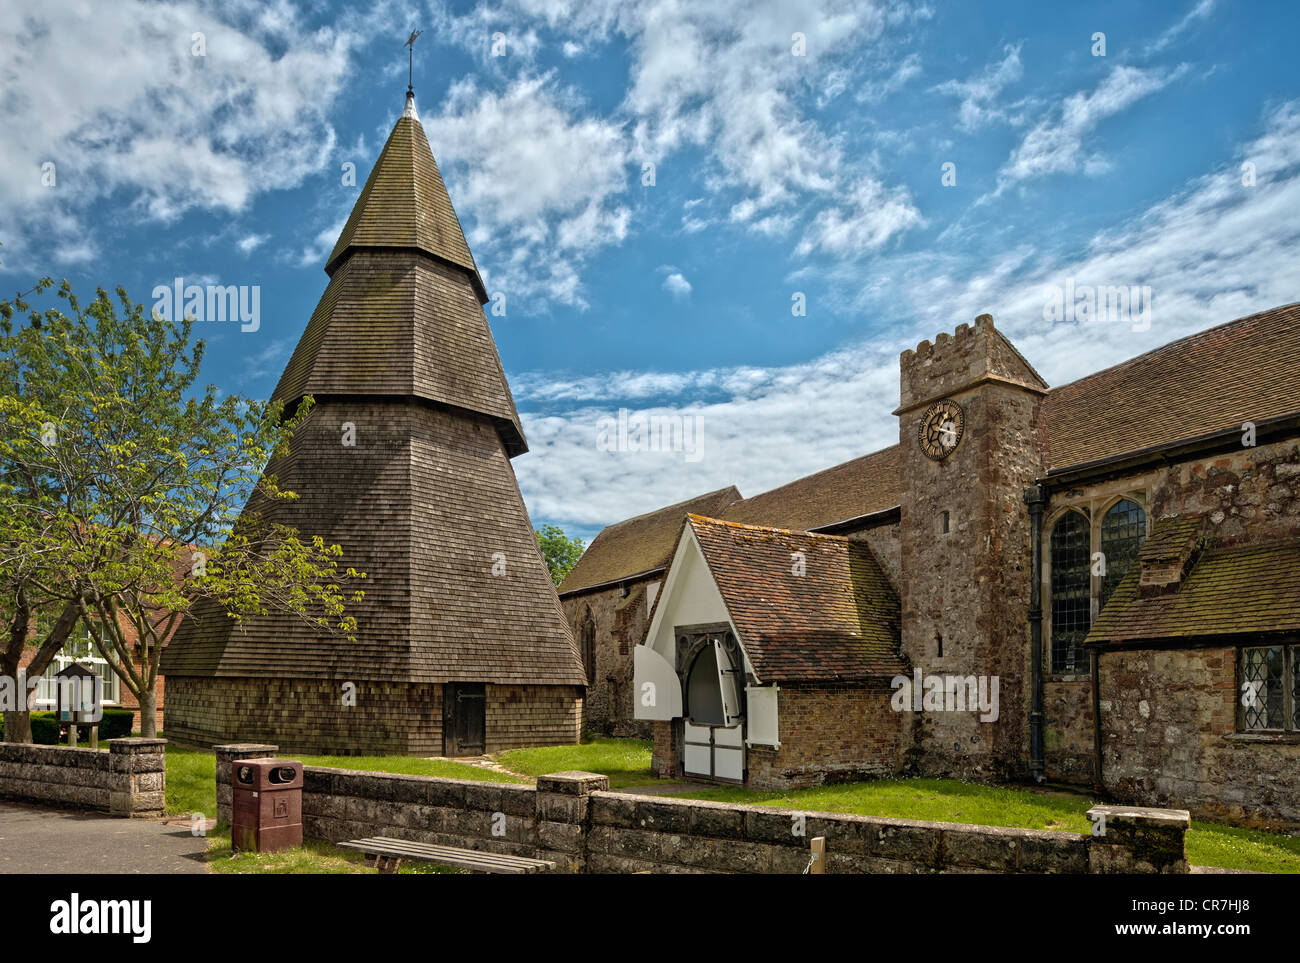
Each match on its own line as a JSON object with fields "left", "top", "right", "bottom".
{"left": 0, "top": 279, "right": 364, "bottom": 739}
{"left": 535, "top": 525, "right": 585, "bottom": 586}
{"left": 0, "top": 270, "right": 87, "bottom": 743}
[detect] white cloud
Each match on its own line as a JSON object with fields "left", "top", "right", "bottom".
{"left": 237, "top": 233, "right": 270, "bottom": 254}
{"left": 1145, "top": 0, "right": 1215, "bottom": 56}
{"left": 295, "top": 218, "right": 345, "bottom": 269}
{"left": 795, "top": 178, "right": 922, "bottom": 257}
{"left": 856, "top": 52, "right": 923, "bottom": 104}
{"left": 423, "top": 74, "right": 631, "bottom": 309}
{"left": 516, "top": 101, "right": 1300, "bottom": 533}
{"left": 0, "top": 0, "right": 351, "bottom": 270}
{"left": 933, "top": 44, "right": 1026, "bottom": 132}
{"left": 416, "top": 0, "right": 923, "bottom": 298}
{"left": 661, "top": 271, "right": 691, "bottom": 299}
{"left": 1000, "top": 64, "right": 1186, "bottom": 185}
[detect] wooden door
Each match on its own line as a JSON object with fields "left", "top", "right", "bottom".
{"left": 443, "top": 683, "right": 486, "bottom": 755}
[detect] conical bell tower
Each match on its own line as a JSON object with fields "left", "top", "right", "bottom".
{"left": 162, "top": 90, "right": 586, "bottom": 755}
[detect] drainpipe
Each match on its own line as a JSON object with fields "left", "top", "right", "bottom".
{"left": 1091, "top": 648, "right": 1104, "bottom": 795}
{"left": 1023, "top": 486, "right": 1047, "bottom": 784}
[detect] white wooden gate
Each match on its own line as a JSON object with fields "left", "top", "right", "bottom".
{"left": 683, "top": 720, "right": 745, "bottom": 782}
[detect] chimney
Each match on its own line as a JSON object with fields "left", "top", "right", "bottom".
{"left": 1137, "top": 516, "right": 1208, "bottom": 597}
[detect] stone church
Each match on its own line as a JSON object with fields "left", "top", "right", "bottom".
{"left": 561, "top": 306, "right": 1300, "bottom": 830}
{"left": 162, "top": 90, "right": 587, "bottom": 754}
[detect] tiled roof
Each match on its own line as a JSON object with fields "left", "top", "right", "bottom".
{"left": 326, "top": 98, "right": 485, "bottom": 301}
{"left": 1086, "top": 523, "right": 1300, "bottom": 647}
{"left": 720, "top": 445, "right": 901, "bottom": 531}
{"left": 687, "top": 515, "right": 905, "bottom": 683}
{"left": 559, "top": 487, "right": 741, "bottom": 595}
{"left": 1041, "top": 302, "right": 1300, "bottom": 472}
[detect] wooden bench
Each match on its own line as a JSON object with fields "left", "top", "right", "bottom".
{"left": 338, "top": 836, "right": 555, "bottom": 874}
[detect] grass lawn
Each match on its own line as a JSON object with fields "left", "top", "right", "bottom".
{"left": 162, "top": 739, "right": 526, "bottom": 819}
{"left": 165, "top": 742, "right": 216, "bottom": 818}
{"left": 669, "top": 777, "right": 1300, "bottom": 874}
{"left": 203, "top": 826, "right": 458, "bottom": 874}
{"left": 291, "top": 753, "right": 528, "bottom": 784}
{"left": 494, "top": 736, "right": 654, "bottom": 788}
{"left": 161, "top": 734, "right": 1298, "bottom": 874}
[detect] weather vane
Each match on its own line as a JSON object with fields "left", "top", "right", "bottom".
{"left": 405, "top": 28, "right": 423, "bottom": 96}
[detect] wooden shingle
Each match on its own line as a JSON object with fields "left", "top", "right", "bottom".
{"left": 163, "top": 97, "right": 584, "bottom": 691}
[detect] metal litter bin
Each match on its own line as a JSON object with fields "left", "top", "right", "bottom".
{"left": 231, "top": 758, "right": 303, "bottom": 852}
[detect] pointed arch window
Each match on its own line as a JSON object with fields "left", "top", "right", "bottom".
{"left": 1100, "top": 499, "right": 1146, "bottom": 610}
{"left": 1050, "top": 510, "right": 1091, "bottom": 673}
{"left": 580, "top": 610, "right": 596, "bottom": 684}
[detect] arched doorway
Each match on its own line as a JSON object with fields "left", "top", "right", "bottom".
{"left": 679, "top": 630, "right": 745, "bottom": 783}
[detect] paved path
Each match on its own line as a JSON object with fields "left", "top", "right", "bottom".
{"left": 0, "top": 800, "right": 209, "bottom": 874}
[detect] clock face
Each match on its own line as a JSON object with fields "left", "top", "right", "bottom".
{"left": 918, "top": 399, "right": 964, "bottom": 460}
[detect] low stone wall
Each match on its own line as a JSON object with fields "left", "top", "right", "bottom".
{"left": 0, "top": 738, "right": 166, "bottom": 817}
{"left": 215, "top": 744, "right": 593, "bottom": 871}
{"left": 216, "top": 745, "right": 1189, "bottom": 873}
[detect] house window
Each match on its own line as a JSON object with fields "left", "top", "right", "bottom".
{"left": 1239, "top": 644, "right": 1300, "bottom": 732}
{"left": 1100, "top": 498, "right": 1146, "bottom": 610}
{"left": 1050, "top": 510, "right": 1091, "bottom": 673}
{"left": 31, "top": 635, "right": 121, "bottom": 709}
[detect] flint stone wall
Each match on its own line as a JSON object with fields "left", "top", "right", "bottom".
{"left": 0, "top": 738, "right": 166, "bottom": 817}
{"left": 215, "top": 749, "right": 1188, "bottom": 873}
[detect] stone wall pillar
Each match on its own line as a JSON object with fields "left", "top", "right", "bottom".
{"left": 1087, "top": 805, "right": 1190, "bottom": 873}
{"left": 535, "top": 771, "right": 608, "bottom": 872}
{"left": 107, "top": 738, "right": 166, "bottom": 817}
{"left": 214, "top": 743, "right": 278, "bottom": 826}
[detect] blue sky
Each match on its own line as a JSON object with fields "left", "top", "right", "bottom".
{"left": 3, "top": 0, "right": 1299, "bottom": 544}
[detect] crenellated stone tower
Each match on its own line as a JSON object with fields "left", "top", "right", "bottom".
{"left": 162, "top": 91, "right": 586, "bottom": 755}
{"left": 895, "top": 314, "right": 1048, "bottom": 779}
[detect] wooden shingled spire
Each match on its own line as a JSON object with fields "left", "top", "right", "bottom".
{"left": 162, "top": 90, "right": 586, "bottom": 716}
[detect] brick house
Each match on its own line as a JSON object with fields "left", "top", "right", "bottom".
{"left": 161, "top": 90, "right": 586, "bottom": 755}
{"left": 638, "top": 515, "right": 906, "bottom": 788}
{"left": 20, "top": 637, "right": 164, "bottom": 735}
{"left": 577, "top": 306, "right": 1300, "bottom": 828}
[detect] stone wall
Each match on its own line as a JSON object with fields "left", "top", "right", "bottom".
{"left": 214, "top": 749, "right": 1189, "bottom": 873}
{"left": 561, "top": 577, "right": 655, "bottom": 738}
{"left": 0, "top": 738, "right": 166, "bottom": 817}
{"left": 1042, "top": 678, "right": 1095, "bottom": 783}
{"left": 168, "top": 677, "right": 580, "bottom": 756}
{"left": 848, "top": 522, "right": 901, "bottom": 590}
{"left": 898, "top": 317, "right": 1045, "bottom": 781}
{"left": 1039, "top": 438, "right": 1300, "bottom": 786}
{"left": 1099, "top": 646, "right": 1300, "bottom": 831}
{"left": 1151, "top": 440, "right": 1300, "bottom": 545}
{"left": 747, "top": 682, "right": 905, "bottom": 790}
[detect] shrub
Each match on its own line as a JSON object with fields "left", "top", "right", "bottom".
{"left": 30, "top": 707, "right": 134, "bottom": 745}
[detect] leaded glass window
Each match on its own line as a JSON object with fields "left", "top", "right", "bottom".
{"left": 1293, "top": 652, "right": 1300, "bottom": 730}
{"left": 1100, "top": 498, "right": 1146, "bottom": 610}
{"left": 1239, "top": 645, "right": 1299, "bottom": 732}
{"left": 1050, "top": 510, "right": 1091, "bottom": 673}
